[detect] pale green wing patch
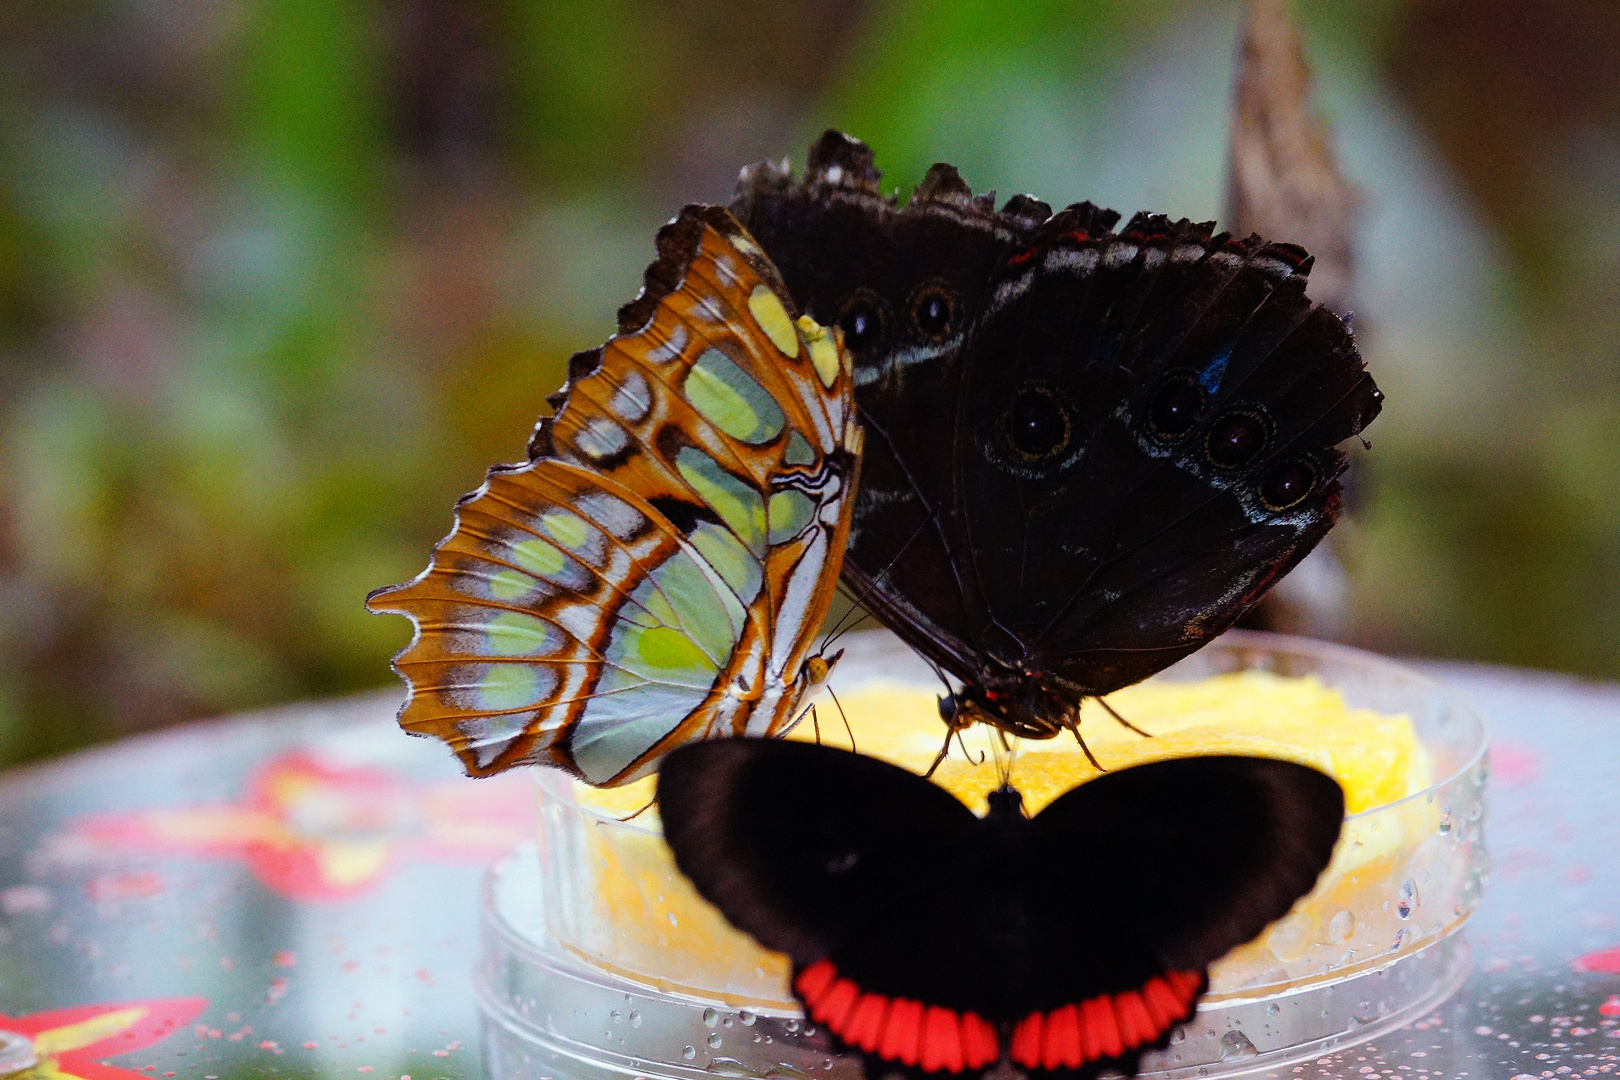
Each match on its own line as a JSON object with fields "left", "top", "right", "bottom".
{"left": 576, "top": 540, "right": 750, "bottom": 785}
{"left": 688, "top": 520, "right": 762, "bottom": 608}
{"left": 443, "top": 662, "right": 558, "bottom": 716}
{"left": 747, "top": 284, "right": 800, "bottom": 358}
{"left": 675, "top": 447, "right": 766, "bottom": 555}
{"left": 567, "top": 683, "right": 708, "bottom": 785}
{"left": 619, "top": 545, "right": 743, "bottom": 673}
{"left": 683, "top": 347, "right": 786, "bottom": 445}
{"left": 783, "top": 430, "right": 817, "bottom": 466}
{"left": 767, "top": 488, "right": 815, "bottom": 545}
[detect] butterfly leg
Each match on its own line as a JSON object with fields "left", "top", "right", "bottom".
{"left": 616, "top": 794, "right": 658, "bottom": 823}
{"left": 954, "top": 726, "right": 985, "bottom": 766}
{"left": 1067, "top": 720, "right": 1107, "bottom": 772}
{"left": 1095, "top": 696, "right": 1154, "bottom": 739}
{"left": 923, "top": 728, "right": 954, "bottom": 779}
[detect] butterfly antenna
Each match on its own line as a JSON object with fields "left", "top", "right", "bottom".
{"left": 820, "top": 505, "right": 939, "bottom": 653}
{"left": 821, "top": 604, "right": 876, "bottom": 652}
{"left": 616, "top": 794, "right": 659, "bottom": 823}
{"left": 923, "top": 656, "right": 956, "bottom": 698}
{"left": 1095, "top": 696, "right": 1153, "bottom": 738}
{"left": 826, "top": 685, "right": 855, "bottom": 752}
{"left": 818, "top": 586, "right": 867, "bottom": 651}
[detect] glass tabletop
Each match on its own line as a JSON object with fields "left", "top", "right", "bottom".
{"left": 0, "top": 633, "right": 1615, "bottom": 1080}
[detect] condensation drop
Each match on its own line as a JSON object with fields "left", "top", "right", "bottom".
{"left": 1397, "top": 880, "right": 1417, "bottom": 919}
{"left": 707, "top": 1034, "right": 722, "bottom": 1049}
{"left": 740, "top": 1011, "right": 757, "bottom": 1027}
{"left": 1218, "top": 1031, "right": 1258, "bottom": 1061}
{"left": 683, "top": 1046, "right": 698, "bottom": 1061}
{"left": 1267, "top": 912, "right": 1312, "bottom": 962}
{"left": 1329, "top": 910, "right": 1356, "bottom": 943}
{"left": 703, "top": 1009, "right": 719, "bottom": 1028}
{"left": 629, "top": 1011, "right": 642, "bottom": 1028}
{"left": 1438, "top": 811, "right": 1453, "bottom": 835}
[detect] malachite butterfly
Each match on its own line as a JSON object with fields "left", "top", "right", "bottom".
{"left": 368, "top": 205, "right": 863, "bottom": 786}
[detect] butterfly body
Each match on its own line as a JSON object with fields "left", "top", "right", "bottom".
{"left": 659, "top": 739, "right": 1344, "bottom": 1080}
{"left": 732, "top": 133, "right": 1382, "bottom": 740}
{"left": 369, "top": 206, "right": 862, "bottom": 784}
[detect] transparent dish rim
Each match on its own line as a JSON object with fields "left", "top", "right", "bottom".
{"left": 533, "top": 628, "right": 1488, "bottom": 834}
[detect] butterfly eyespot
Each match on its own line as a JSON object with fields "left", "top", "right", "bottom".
{"left": 1259, "top": 456, "right": 1321, "bottom": 510}
{"left": 1146, "top": 375, "right": 1205, "bottom": 441}
{"left": 909, "top": 284, "right": 957, "bottom": 341}
{"left": 1006, "top": 387, "right": 1071, "bottom": 461}
{"left": 1205, "top": 407, "right": 1271, "bottom": 469}
{"left": 837, "top": 292, "right": 886, "bottom": 355}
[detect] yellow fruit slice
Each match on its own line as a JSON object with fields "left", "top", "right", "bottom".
{"left": 562, "top": 669, "right": 1437, "bottom": 1004}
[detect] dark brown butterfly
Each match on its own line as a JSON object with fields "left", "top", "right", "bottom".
{"left": 731, "top": 132, "right": 1382, "bottom": 745}
{"left": 659, "top": 739, "right": 1344, "bottom": 1080}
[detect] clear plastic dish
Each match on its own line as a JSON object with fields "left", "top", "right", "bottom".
{"left": 482, "top": 630, "right": 1488, "bottom": 1079}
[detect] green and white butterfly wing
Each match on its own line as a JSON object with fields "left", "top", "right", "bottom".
{"left": 368, "top": 206, "right": 862, "bottom": 785}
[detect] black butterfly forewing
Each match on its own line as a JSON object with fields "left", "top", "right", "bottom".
{"left": 657, "top": 741, "right": 1345, "bottom": 1080}
{"left": 731, "top": 133, "right": 1383, "bottom": 732}
{"left": 732, "top": 134, "right": 1059, "bottom": 684}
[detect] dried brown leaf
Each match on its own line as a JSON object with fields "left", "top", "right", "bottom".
{"left": 1226, "top": 0, "right": 1357, "bottom": 311}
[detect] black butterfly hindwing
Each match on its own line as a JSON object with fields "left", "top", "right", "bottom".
{"left": 658, "top": 740, "right": 1345, "bottom": 1080}
{"left": 731, "top": 133, "right": 1383, "bottom": 736}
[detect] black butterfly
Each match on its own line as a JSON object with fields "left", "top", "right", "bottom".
{"left": 731, "top": 132, "right": 1383, "bottom": 742}
{"left": 658, "top": 739, "right": 1344, "bottom": 1080}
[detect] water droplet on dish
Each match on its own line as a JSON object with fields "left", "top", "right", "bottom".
{"left": 1397, "top": 880, "right": 1417, "bottom": 919}
{"left": 707, "top": 1034, "right": 722, "bottom": 1049}
{"left": 740, "top": 1011, "right": 757, "bottom": 1027}
{"left": 1218, "top": 1031, "right": 1257, "bottom": 1061}
{"left": 1267, "top": 912, "right": 1312, "bottom": 962}
{"left": 683, "top": 1046, "right": 697, "bottom": 1061}
{"left": 629, "top": 1011, "right": 642, "bottom": 1028}
{"left": 1438, "top": 811, "right": 1452, "bottom": 835}
{"left": 610, "top": 1010, "right": 621, "bottom": 1023}
{"left": 1329, "top": 910, "right": 1356, "bottom": 943}
{"left": 703, "top": 1009, "right": 719, "bottom": 1028}
{"left": 705, "top": 1058, "right": 753, "bottom": 1078}
{"left": 1266, "top": 1003, "right": 1280, "bottom": 1016}
{"left": 785, "top": 1020, "right": 799, "bottom": 1034}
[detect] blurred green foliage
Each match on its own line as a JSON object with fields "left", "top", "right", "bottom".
{"left": 0, "top": 0, "right": 1617, "bottom": 767}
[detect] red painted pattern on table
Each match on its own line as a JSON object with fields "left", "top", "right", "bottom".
{"left": 1489, "top": 742, "right": 1540, "bottom": 786}
{"left": 0, "top": 997, "right": 207, "bottom": 1080}
{"left": 1574, "top": 945, "right": 1620, "bottom": 974}
{"left": 63, "top": 751, "right": 527, "bottom": 900}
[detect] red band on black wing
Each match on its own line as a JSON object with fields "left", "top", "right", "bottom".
{"left": 1009, "top": 970, "right": 1206, "bottom": 1076}
{"left": 795, "top": 961, "right": 1002, "bottom": 1076}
